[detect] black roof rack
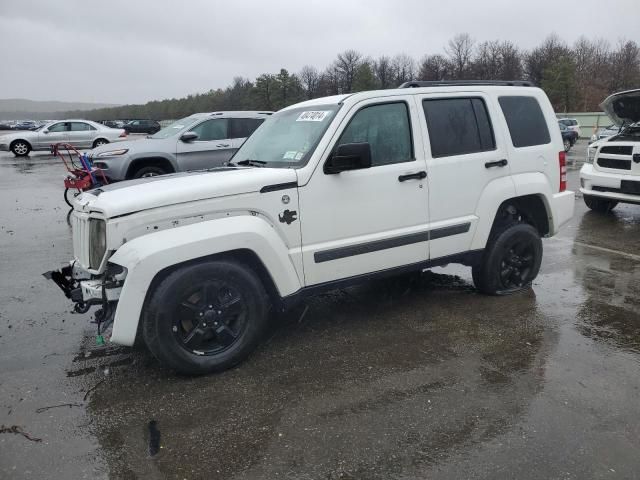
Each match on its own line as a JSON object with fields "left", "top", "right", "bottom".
{"left": 399, "top": 80, "right": 534, "bottom": 88}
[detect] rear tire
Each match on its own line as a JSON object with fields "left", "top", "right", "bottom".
{"left": 473, "top": 223, "right": 542, "bottom": 295}
{"left": 584, "top": 195, "right": 617, "bottom": 213}
{"left": 142, "top": 260, "right": 269, "bottom": 375}
{"left": 563, "top": 138, "right": 571, "bottom": 152}
{"left": 132, "top": 165, "right": 169, "bottom": 178}
{"left": 10, "top": 140, "right": 31, "bottom": 157}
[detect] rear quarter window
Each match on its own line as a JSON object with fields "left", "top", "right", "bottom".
{"left": 499, "top": 96, "right": 551, "bottom": 148}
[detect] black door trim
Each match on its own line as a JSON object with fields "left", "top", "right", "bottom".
{"left": 281, "top": 249, "right": 484, "bottom": 310}
{"left": 313, "top": 222, "right": 471, "bottom": 263}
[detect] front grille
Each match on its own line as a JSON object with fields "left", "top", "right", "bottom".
{"left": 597, "top": 157, "right": 631, "bottom": 170}
{"left": 71, "top": 212, "right": 91, "bottom": 268}
{"left": 600, "top": 145, "right": 632, "bottom": 155}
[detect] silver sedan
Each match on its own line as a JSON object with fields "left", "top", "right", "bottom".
{"left": 0, "top": 119, "right": 126, "bottom": 156}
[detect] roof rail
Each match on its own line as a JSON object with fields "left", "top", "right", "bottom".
{"left": 398, "top": 80, "right": 535, "bottom": 88}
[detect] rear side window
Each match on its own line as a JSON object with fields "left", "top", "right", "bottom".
{"left": 229, "top": 118, "right": 264, "bottom": 139}
{"left": 422, "top": 98, "right": 495, "bottom": 158}
{"left": 499, "top": 96, "right": 551, "bottom": 148}
{"left": 71, "top": 122, "right": 94, "bottom": 131}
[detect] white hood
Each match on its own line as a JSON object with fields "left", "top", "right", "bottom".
{"left": 75, "top": 167, "right": 298, "bottom": 217}
{"left": 600, "top": 89, "right": 640, "bottom": 126}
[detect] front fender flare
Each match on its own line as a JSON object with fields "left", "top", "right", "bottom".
{"left": 108, "top": 215, "right": 302, "bottom": 346}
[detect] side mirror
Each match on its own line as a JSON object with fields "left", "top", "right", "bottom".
{"left": 324, "top": 142, "right": 372, "bottom": 174}
{"left": 42, "top": 129, "right": 49, "bottom": 134}
{"left": 180, "top": 131, "right": 199, "bottom": 142}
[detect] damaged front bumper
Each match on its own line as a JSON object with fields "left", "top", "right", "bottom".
{"left": 43, "top": 262, "right": 125, "bottom": 334}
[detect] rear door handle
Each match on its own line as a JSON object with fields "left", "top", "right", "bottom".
{"left": 398, "top": 171, "right": 427, "bottom": 182}
{"left": 216, "top": 143, "right": 230, "bottom": 148}
{"left": 485, "top": 159, "right": 508, "bottom": 168}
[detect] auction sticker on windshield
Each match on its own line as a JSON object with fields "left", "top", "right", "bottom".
{"left": 297, "top": 111, "right": 331, "bottom": 122}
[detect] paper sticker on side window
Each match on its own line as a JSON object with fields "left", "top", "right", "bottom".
{"left": 296, "top": 111, "right": 330, "bottom": 122}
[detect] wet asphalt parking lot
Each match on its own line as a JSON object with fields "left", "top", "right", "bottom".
{"left": 1, "top": 140, "right": 639, "bottom": 479}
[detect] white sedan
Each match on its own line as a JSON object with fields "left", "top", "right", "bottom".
{"left": 0, "top": 119, "right": 127, "bottom": 156}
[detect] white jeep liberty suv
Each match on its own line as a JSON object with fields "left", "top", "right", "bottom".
{"left": 46, "top": 81, "right": 575, "bottom": 374}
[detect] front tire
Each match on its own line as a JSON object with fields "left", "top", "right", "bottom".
{"left": 10, "top": 140, "right": 31, "bottom": 157}
{"left": 142, "top": 260, "right": 269, "bottom": 375}
{"left": 563, "top": 138, "right": 571, "bottom": 152}
{"left": 93, "top": 138, "right": 109, "bottom": 148}
{"left": 131, "top": 165, "right": 168, "bottom": 178}
{"left": 473, "top": 223, "right": 542, "bottom": 295}
{"left": 584, "top": 195, "right": 617, "bottom": 213}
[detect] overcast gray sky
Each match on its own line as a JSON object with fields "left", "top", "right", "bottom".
{"left": 0, "top": 0, "right": 638, "bottom": 104}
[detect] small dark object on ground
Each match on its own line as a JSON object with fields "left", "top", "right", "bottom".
{"left": 148, "top": 420, "right": 161, "bottom": 456}
{"left": 35, "top": 403, "right": 83, "bottom": 414}
{"left": 83, "top": 379, "right": 106, "bottom": 401}
{"left": 0, "top": 425, "right": 42, "bottom": 442}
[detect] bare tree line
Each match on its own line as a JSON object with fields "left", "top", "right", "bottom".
{"left": 70, "top": 33, "right": 640, "bottom": 121}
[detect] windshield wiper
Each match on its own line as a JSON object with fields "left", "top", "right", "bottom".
{"left": 232, "top": 159, "right": 267, "bottom": 167}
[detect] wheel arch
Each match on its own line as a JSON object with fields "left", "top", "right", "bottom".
{"left": 487, "top": 194, "right": 551, "bottom": 241}
{"left": 126, "top": 156, "right": 176, "bottom": 178}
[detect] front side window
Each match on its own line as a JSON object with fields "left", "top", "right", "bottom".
{"left": 229, "top": 118, "right": 264, "bottom": 139}
{"left": 231, "top": 104, "right": 340, "bottom": 167}
{"left": 48, "top": 122, "right": 68, "bottom": 132}
{"left": 336, "top": 102, "right": 413, "bottom": 166}
{"left": 499, "top": 96, "right": 551, "bottom": 148}
{"left": 422, "top": 98, "right": 495, "bottom": 158}
{"left": 190, "top": 119, "right": 229, "bottom": 141}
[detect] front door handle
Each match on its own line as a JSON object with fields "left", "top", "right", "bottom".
{"left": 216, "top": 143, "right": 230, "bottom": 148}
{"left": 485, "top": 159, "right": 508, "bottom": 168}
{"left": 398, "top": 171, "right": 427, "bottom": 182}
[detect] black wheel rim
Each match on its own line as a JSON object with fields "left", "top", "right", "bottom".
{"left": 499, "top": 237, "right": 535, "bottom": 290}
{"left": 172, "top": 280, "right": 248, "bottom": 355}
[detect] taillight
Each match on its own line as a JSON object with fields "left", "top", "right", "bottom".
{"left": 559, "top": 151, "right": 567, "bottom": 192}
{"left": 119, "top": 131, "right": 127, "bottom": 138}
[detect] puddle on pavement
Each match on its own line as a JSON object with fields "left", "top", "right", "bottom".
{"left": 75, "top": 270, "right": 555, "bottom": 479}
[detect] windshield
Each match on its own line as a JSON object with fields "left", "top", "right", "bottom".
{"left": 150, "top": 116, "right": 200, "bottom": 139}
{"left": 231, "top": 104, "right": 340, "bottom": 167}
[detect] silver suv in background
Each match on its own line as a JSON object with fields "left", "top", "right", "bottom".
{"left": 88, "top": 111, "right": 272, "bottom": 179}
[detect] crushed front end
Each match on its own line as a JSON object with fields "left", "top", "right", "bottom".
{"left": 43, "top": 208, "right": 125, "bottom": 342}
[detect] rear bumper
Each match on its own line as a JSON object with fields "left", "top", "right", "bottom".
{"left": 0, "top": 143, "right": 9, "bottom": 151}
{"left": 580, "top": 163, "right": 640, "bottom": 204}
{"left": 550, "top": 190, "right": 575, "bottom": 234}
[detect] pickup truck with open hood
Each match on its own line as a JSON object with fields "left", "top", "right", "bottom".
{"left": 581, "top": 89, "right": 640, "bottom": 212}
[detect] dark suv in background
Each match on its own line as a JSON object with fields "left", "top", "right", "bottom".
{"left": 124, "top": 119, "right": 161, "bottom": 134}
